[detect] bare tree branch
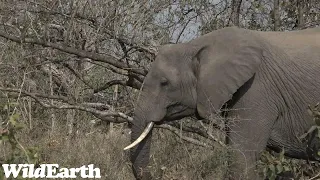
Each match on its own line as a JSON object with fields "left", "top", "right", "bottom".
{"left": 94, "top": 80, "right": 129, "bottom": 93}
{"left": 157, "top": 124, "right": 212, "bottom": 148}
{"left": 169, "top": 121, "right": 226, "bottom": 147}
{"left": 0, "top": 87, "right": 71, "bottom": 103}
{"left": 62, "top": 62, "right": 94, "bottom": 89}
{"left": 28, "top": 8, "right": 156, "bottom": 58}
{"left": 0, "top": 87, "right": 132, "bottom": 123}
{"left": 0, "top": 30, "right": 147, "bottom": 76}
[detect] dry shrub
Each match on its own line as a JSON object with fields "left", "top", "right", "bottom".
{"left": 149, "top": 128, "right": 229, "bottom": 180}
{"left": 5, "top": 121, "right": 229, "bottom": 180}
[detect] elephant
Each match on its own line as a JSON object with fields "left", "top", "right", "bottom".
{"left": 124, "top": 26, "right": 320, "bottom": 179}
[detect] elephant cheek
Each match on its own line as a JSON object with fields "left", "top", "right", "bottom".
{"left": 130, "top": 120, "right": 153, "bottom": 179}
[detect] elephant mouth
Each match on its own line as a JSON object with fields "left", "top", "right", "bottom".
{"left": 123, "top": 104, "right": 194, "bottom": 151}
{"left": 164, "top": 103, "right": 194, "bottom": 121}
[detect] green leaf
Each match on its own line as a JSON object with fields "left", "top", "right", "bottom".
{"left": 283, "top": 165, "right": 290, "bottom": 172}
{"left": 263, "top": 167, "right": 268, "bottom": 177}
{"left": 9, "top": 102, "right": 19, "bottom": 107}
{"left": 276, "top": 164, "right": 283, "bottom": 174}
{"left": 15, "top": 123, "right": 24, "bottom": 130}
{"left": 11, "top": 113, "right": 20, "bottom": 121}
{"left": 9, "top": 116, "right": 17, "bottom": 126}
{"left": 267, "top": 167, "right": 276, "bottom": 180}
{"left": 269, "top": 164, "right": 276, "bottom": 174}
{"left": 0, "top": 135, "right": 9, "bottom": 141}
{"left": 293, "top": 166, "right": 297, "bottom": 173}
{"left": 279, "top": 148, "right": 285, "bottom": 162}
{"left": 265, "top": 153, "right": 273, "bottom": 162}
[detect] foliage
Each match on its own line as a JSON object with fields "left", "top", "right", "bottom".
{"left": 300, "top": 103, "right": 320, "bottom": 161}
{"left": 307, "top": 103, "right": 320, "bottom": 126}
{"left": 0, "top": 102, "right": 41, "bottom": 180}
{"left": 258, "top": 149, "right": 301, "bottom": 180}
{"left": 260, "top": 103, "right": 320, "bottom": 180}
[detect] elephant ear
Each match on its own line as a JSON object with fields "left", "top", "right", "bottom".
{"left": 194, "top": 43, "right": 263, "bottom": 118}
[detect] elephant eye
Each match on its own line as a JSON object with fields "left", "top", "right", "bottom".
{"left": 160, "top": 77, "right": 169, "bottom": 86}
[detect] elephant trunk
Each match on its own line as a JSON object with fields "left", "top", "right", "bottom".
{"left": 130, "top": 112, "right": 153, "bottom": 180}
{"left": 127, "top": 91, "right": 167, "bottom": 179}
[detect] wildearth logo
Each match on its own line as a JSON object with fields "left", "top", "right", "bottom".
{"left": 2, "top": 164, "right": 101, "bottom": 179}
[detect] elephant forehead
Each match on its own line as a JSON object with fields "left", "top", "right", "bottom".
{"left": 153, "top": 57, "right": 179, "bottom": 79}
{"left": 159, "top": 44, "right": 175, "bottom": 51}
{"left": 158, "top": 44, "right": 188, "bottom": 57}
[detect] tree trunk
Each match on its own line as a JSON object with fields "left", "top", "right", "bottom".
{"left": 274, "top": 0, "right": 280, "bottom": 31}
{"left": 109, "top": 85, "right": 118, "bottom": 134}
{"left": 297, "top": 0, "right": 306, "bottom": 28}
{"left": 231, "top": 0, "right": 243, "bottom": 26}
{"left": 49, "top": 64, "right": 56, "bottom": 136}
{"left": 67, "top": 109, "right": 76, "bottom": 137}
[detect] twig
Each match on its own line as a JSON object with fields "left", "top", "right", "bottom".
{"left": 199, "top": 121, "right": 226, "bottom": 147}
{"left": 0, "top": 30, "right": 147, "bottom": 76}
{"left": 0, "top": 87, "right": 132, "bottom": 123}
{"left": 0, "top": 87, "right": 71, "bottom": 103}
{"left": 309, "top": 171, "right": 320, "bottom": 180}
{"left": 169, "top": 121, "right": 226, "bottom": 147}
{"left": 157, "top": 124, "right": 211, "bottom": 148}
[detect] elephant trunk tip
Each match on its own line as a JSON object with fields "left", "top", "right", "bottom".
{"left": 123, "top": 122, "right": 154, "bottom": 151}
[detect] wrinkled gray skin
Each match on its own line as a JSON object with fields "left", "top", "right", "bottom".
{"left": 130, "top": 27, "right": 320, "bottom": 179}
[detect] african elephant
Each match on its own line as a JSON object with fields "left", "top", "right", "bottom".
{"left": 124, "top": 27, "right": 320, "bottom": 179}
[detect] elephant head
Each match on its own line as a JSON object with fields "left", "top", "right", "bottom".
{"left": 124, "top": 27, "right": 263, "bottom": 179}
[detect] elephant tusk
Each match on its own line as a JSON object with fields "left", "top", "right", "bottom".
{"left": 123, "top": 122, "right": 154, "bottom": 151}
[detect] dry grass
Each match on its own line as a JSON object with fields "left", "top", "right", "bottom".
{"left": 150, "top": 128, "right": 229, "bottom": 180}
{"left": 3, "top": 119, "right": 320, "bottom": 180}
{"left": 2, "top": 122, "right": 230, "bottom": 180}
{"left": 26, "top": 128, "right": 135, "bottom": 180}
